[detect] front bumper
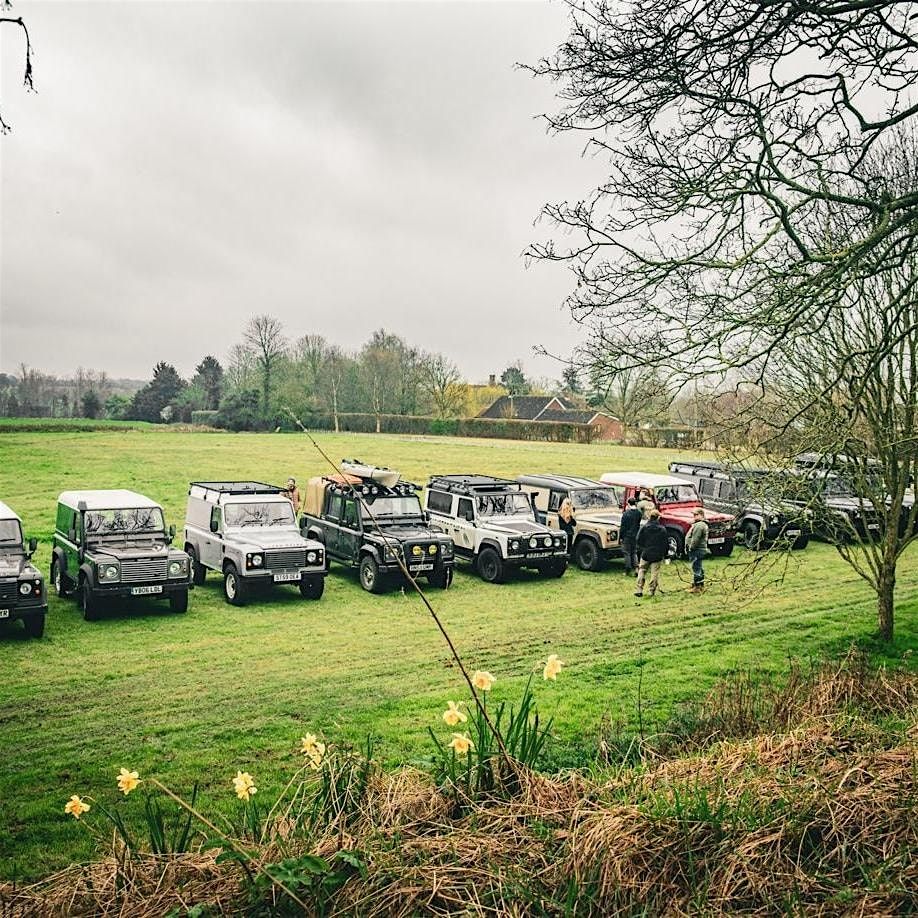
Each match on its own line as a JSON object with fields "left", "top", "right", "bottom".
{"left": 241, "top": 566, "right": 327, "bottom": 583}
{"left": 379, "top": 556, "right": 455, "bottom": 576}
{"left": 0, "top": 600, "right": 48, "bottom": 623}
{"left": 94, "top": 578, "right": 191, "bottom": 597}
{"left": 507, "top": 547, "right": 568, "bottom": 566}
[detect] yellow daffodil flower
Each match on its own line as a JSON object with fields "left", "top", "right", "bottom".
{"left": 232, "top": 771, "right": 257, "bottom": 801}
{"left": 543, "top": 654, "right": 564, "bottom": 681}
{"left": 64, "top": 795, "right": 90, "bottom": 819}
{"left": 116, "top": 768, "right": 141, "bottom": 796}
{"left": 442, "top": 701, "right": 468, "bottom": 726}
{"left": 472, "top": 670, "right": 495, "bottom": 692}
{"left": 448, "top": 733, "right": 475, "bottom": 755}
{"left": 300, "top": 734, "right": 326, "bottom": 769}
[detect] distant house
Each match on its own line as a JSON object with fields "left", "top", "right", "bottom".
{"left": 478, "top": 395, "right": 623, "bottom": 441}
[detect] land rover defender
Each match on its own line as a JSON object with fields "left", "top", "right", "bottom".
{"left": 0, "top": 500, "right": 47, "bottom": 638}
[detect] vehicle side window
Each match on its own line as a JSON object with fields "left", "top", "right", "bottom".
{"left": 719, "top": 481, "right": 737, "bottom": 500}
{"left": 547, "top": 491, "right": 564, "bottom": 512}
{"left": 457, "top": 498, "right": 474, "bottom": 521}
{"left": 427, "top": 490, "right": 452, "bottom": 514}
{"left": 327, "top": 493, "right": 343, "bottom": 521}
{"left": 698, "top": 479, "right": 716, "bottom": 497}
{"left": 72, "top": 511, "right": 82, "bottom": 544}
{"left": 210, "top": 507, "right": 222, "bottom": 533}
{"left": 343, "top": 499, "right": 360, "bottom": 529}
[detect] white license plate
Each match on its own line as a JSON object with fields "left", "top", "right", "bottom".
{"left": 528, "top": 551, "right": 552, "bottom": 558}
{"left": 708, "top": 537, "right": 725, "bottom": 545}
{"left": 131, "top": 585, "right": 163, "bottom": 595}
{"left": 273, "top": 572, "right": 300, "bottom": 582}
{"left": 0, "top": 609, "right": 9, "bottom": 619}
{"left": 868, "top": 523, "right": 880, "bottom": 530}
{"left": 410, "top": 563, "right": 434, "bottom": 572}
{"left": 786, "top": 530, "right": 801, "bottom": 537}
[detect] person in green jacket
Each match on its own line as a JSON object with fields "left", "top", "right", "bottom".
{"left": 686, "top": 508, "right": 709, "bottom": 593}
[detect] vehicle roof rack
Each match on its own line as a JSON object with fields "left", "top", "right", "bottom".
{"left": 190, "top": 481, "right": 285, "bottom": 496}
{"left": 428, "top": 474, "right": 522, "bottom": 495}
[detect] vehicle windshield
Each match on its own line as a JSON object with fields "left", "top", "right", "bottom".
{"left": 570, "top": 488, "right": 620, "bottom": 511}
{"left": 225, "top": 502, "right": 295, "bottom": 528}
{"left": 363, "top": 495, "right": 423, "bottom": 518}
{"left": 0, "top": 519, "right": 23, "bottom": 546}
{"left": 822, "top": 476, "right": 856, "bottom": 498}
{"left": 477, "top": 492, "right": 534, "bottom": 518}
{"left": 653, "top": 485, "right": 700, "bottom": 504}
{"left": 85, "top": 507, "right": 165, "bottom": 537}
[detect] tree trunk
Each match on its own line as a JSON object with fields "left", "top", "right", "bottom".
{"left": 876, "top": 561, "right": 896, "bottom": 642}
{"left": 332, "top": 385, "right": 339, "bottom": 434}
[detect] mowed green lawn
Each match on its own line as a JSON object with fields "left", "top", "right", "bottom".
{"left": 1, "top": 428, "right": 916, "bottom": 881}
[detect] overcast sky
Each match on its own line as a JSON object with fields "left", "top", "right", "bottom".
{"left": 0, "top": 0, "right": 601, "bottom": 383}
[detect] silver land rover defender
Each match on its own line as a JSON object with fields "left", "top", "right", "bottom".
{"left": 184, "top": 481, "right": 327, "bottom": 606}
{"left": 0, "top": 500, "right": 47, "bottom": 638}
{"left": 424, "top": 475, "right": 568, "bottom": 583}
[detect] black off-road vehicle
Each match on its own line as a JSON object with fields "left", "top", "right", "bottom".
{"left": 0, "top": 500, "right": 47, "bottom": 638}
{"left": 300, "top": 464, "right": 455, "bottom": 593}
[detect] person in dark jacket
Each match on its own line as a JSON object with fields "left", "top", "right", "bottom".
{"left": 635, "top": 509, "right": 669, "bottom": 597}
{"left": 619, "top": 497, "right": 643, "bottom": 575}
{"left": 685, "top": 507, "right": 709, "bottom": 592}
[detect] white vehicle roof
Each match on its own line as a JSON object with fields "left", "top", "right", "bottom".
{"left": 0, "top": 500, "right": 21, "bottom": 522}
{"left": 599, "top": 471, "right": 694, "bottom": 488}
{"left": 58, "top": 490, "right": 162, "bottom": 511}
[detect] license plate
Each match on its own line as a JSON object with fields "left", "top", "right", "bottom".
{"left": 273, "top": 572, "right": 300, "bottom": 582}
{"left": 131, "top": 585, "right": 163, "bottom": 595}
{"left": 409, "top": 563, "right": 434, "bottom": 572}
{"left": 708, "top": 537, "right": 725, "bottom": 545}
{"left": 0, "top": 609, "right": 8, "bottom": 619}
{"left": 786, "top": 530, "right": 801, "bottom": 537}
{"left": 868, "top": 523, "right": 880, "bottom": 530}
{"left": 527, "top": 551, "right": 552, "bottom": 558}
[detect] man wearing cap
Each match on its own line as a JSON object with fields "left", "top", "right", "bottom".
{"left": 686, "top": 507, "right": 709, "bottom": 593}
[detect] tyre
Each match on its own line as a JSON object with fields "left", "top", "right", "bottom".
{"left": 187, "top": 546, "right": 206, "bottom": 585}
{"left": 427, "top": 567, "right": 454, "bottom": 589}
{"left": 793, "top": 534, "right": 810, "bottom": 550}
{"left": 359, "top": 555, "right": 384, "bottom": 594}
{"left": 23, "top": 614, "right": 45, "bottom": 639}
{"left": 81, "top": 580, "right": 101, "bottom": 621}
{"left": 741, "top": 520, "right": 763, "bottom": 550}
{"left": 666, "top": 530, "right": 685, "bottom": 559}
{"left": 51, "top": 557, "right": 69, "bottom": 597}
{"left": 223, "top": 564, "right": 246, "bottom": 606}
{"left": 476, "top": 547, "right": 505, "bottom": 584}
{"left": 169, "top": 589, "right": 189, "bottom": 613}
{"left": 574, "top": 538, "right": 605, "bottom": 572}
{"left": 710, "top": 539, "right": 735, "bottom": 557}
{"left": 538, "top": 558, "right": 568, "bottom": 578}
{"left": 299, "top": 575, "right": 325, "bottom": 600}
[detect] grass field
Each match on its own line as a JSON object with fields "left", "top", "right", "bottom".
{"left": 1, "top": 427, "right": 916, "bottom": 881}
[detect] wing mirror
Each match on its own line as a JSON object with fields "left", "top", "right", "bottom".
{"left": 168, "top": 524, "right": 176, "bottom": 544}
{"left": 27, "top": 536, "right": 38, "bottom": 557}
{"left": 463, "top": 509, "right": 474, "bottom": 523}
{"left": 210, "top": 519, "right": 220, "bottom": 533}
{"left": 68, "top": 528, "right": 77, "bottom": 543}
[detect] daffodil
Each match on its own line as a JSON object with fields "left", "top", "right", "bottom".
{"left": 442, "top": 701, "right": 467, "bottom": 726}
{"left": 300, "top": 734, "right": 326, "bottom": 770}
{"left": 543, "top": 654, "right": 564, "bottom": 681}
{"left": 448, "top": 733, "right": 475, "bottom": 756}
{"left": 472, "top": 670, "right": 495, "bottom": 692}
{"left": 64, "top": 795, "right": 90, "bottom": 819}
{"left": 232, "top": 771, "right": 257, "bottom": 801}
{"left": 116, "top": 768, "right": 141, "bottom": 796}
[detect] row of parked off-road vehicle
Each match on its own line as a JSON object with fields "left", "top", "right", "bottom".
{"left": 2, "top": 453, "right": 895, "bottom": 637}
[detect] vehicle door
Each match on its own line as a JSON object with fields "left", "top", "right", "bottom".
{"left": 525, "top": 487, "right": 551, "bottom": 525}
{"left": 200, "top": 505, "right": 224, "bottom": 568}
{"left": 543, "top": 490, "right": 565, "bottom": 531}
{"left": 696, "top": 477, "right": 721, "bottom": 513}
{"left": 338, "top": 497, "right": 363, "bottom": 563}
{"left": 323, "top": 492, "right": 344, "bottom": 558}
{"left": 57, "top": 504, "right": 80, "bottom": 578}
{"left": 453, "top": 497, "right": 476, "bottom": 553}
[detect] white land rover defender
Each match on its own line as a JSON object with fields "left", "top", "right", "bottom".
{"left": 424, "top": 475, "right": 568, "bottom": 583}
{"left": 184, "top": 481, "right": 327, "bottom": 606}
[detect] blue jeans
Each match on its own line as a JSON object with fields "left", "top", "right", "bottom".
{"left": 689, "top": 549, "right": 705, "bottom": 586}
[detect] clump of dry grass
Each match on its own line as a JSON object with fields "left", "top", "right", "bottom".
{"left": 3, "top": 652, "right": 915, "bottom": 916}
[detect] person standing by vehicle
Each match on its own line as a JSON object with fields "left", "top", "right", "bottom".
{"left": 636, "top": 488, "right": 656, "bottom": 520}
{"left": 285, "top": 478, "right": 302, "bottom": 513}
{"left": 634, "top": 509, "right": 668, "bottom": 597}
{"left": 558, "top": 497, "right": 576, "bottom": 549}
{"left": 619, "top": 497, "right": 642, "bottom": 575}
{"left": 686, "top": 508, "right": 709, "bottom": 593}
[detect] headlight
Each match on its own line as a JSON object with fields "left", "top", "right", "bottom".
{"left": 529, "top": 537, "right": 538, "bottom": 548}
{"left": 19, "top": 581, "right": 32, "bottom": 595}
{"left": 169, "top": 560, "right": 185, "bottom": 577}
{"left": 770, "top": 515, "right": 780, "bottom": 525}
{"left": 99, "top": 564, "right": 120, "bottom": 582}
{"left": 543, "top": 536, "right": 551, "bottom": 547}
{"left": 554, "top": 537, "right": 564, "bottom": 547}
{"left": 510, "top": 540, "right": 520, "bottom": 551}
{"left": 246, "top": 553, "right": 264, "bottom": 569}
{"left": 428, "top": 544, "right": 437, "bottom": 555}
{"left": 307, "top": 551, "right": 317, "bottom": 563}
{"left": 384, "top": 545, "right": 398, "bottom": 559}
{"left": 412, "top": 545, "right": 423, "bottom": 557}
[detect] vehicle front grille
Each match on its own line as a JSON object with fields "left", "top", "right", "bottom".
{"left": 266, "top": 548, "right": 308, "bottom": 572}
{"left": 121, "top": 559, "right": 168, "bottom": 583}
{"left": 0, "top": 580, "right": 17, "bottom": 603}
{"left": 405, "top": 543, "right": 436, "bottom": 565}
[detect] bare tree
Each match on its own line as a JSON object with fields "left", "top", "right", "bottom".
{"left": 1, "top": 2, "right": 34, "bottom": 134}
{"left": 242, "top": 315, "right": 288, "bottom": 416}
{"left": 421, "top": 354, "right": 466, "bottom": 419}
{"left": 588, "top": 364, "right": 669, "bottom": 430}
